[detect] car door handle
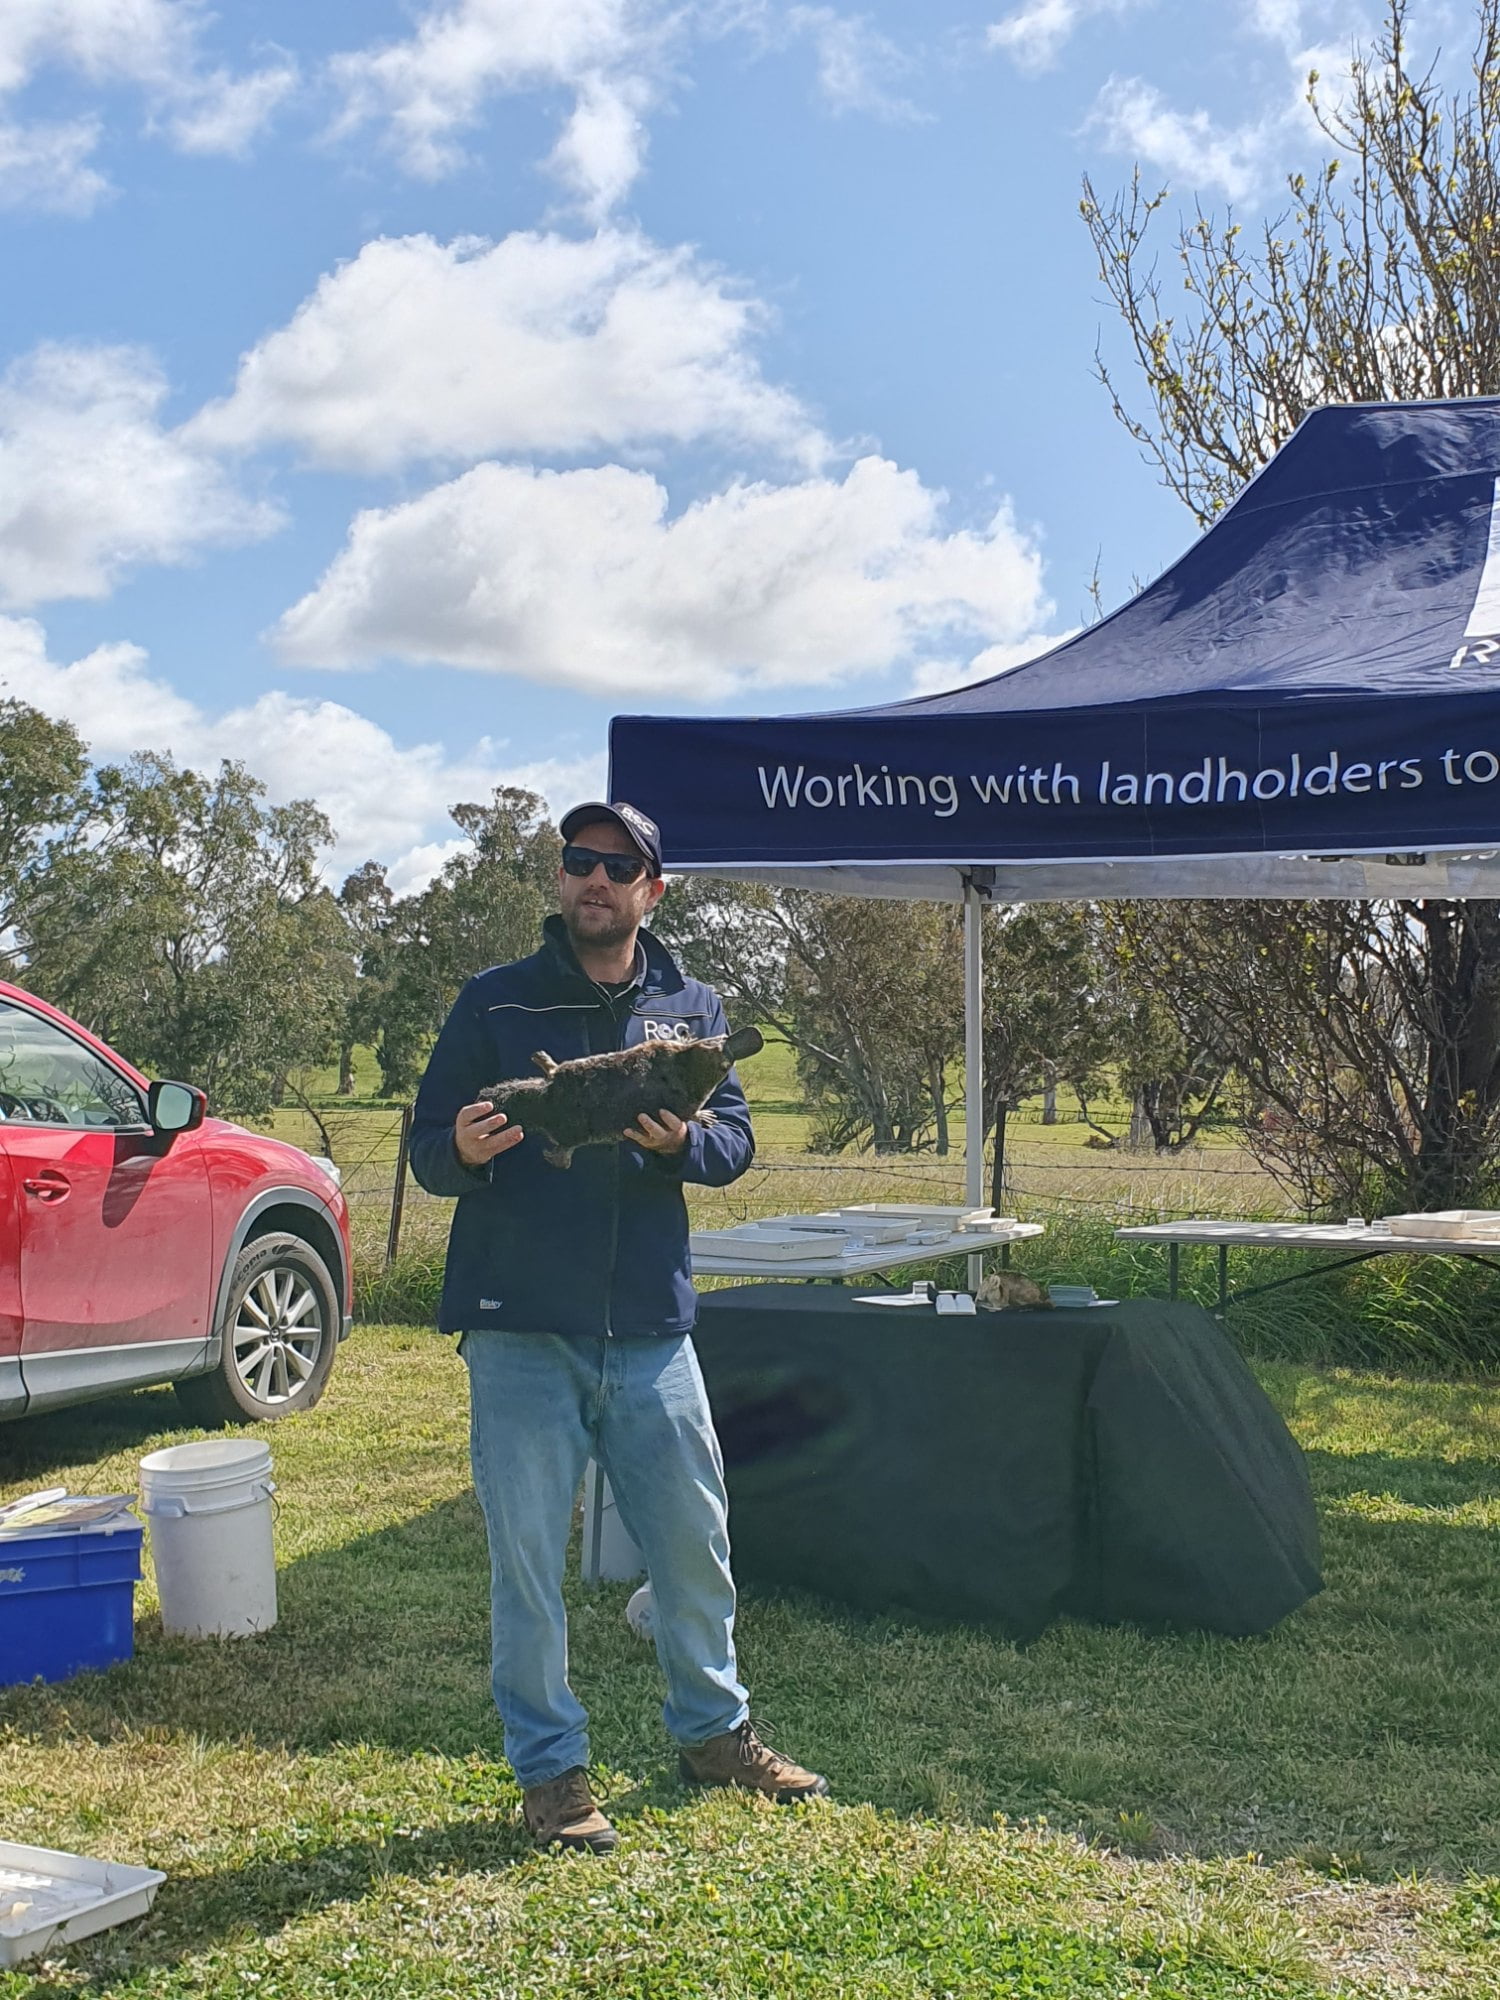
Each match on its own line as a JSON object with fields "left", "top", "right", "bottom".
{"left": 22, "top": 1173, "right": 69, "bottom": 1202}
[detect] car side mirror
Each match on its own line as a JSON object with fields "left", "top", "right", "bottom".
{"left": 148, "top": 1080, "right": 207, "bottom": 1135}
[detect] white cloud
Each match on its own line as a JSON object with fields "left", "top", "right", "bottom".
{"left": 0, "top": 344, "right": 279, "bottom": 608}
{"left": 908, "top": 632, "right": 1075, "bottom": 697}
{"left": 190, "top": 228, "right": 822, "bottom": 473}
{"left": 1088, "top": 76, "right": 1267, "bottom": 200}
{"left": 384, "top": 839, "right": 473, "bottom": 899}
{"left": 722, "top": 2, "right": 923, "bottom": 119}
{"left": 1246, "top": 0, "right": 1364, "bottom": 131}
{"left": 545, "top": 73, "right": 652, "bottom": 221}
{"left": 328, "top": 0, "right": 662, "bottom": 212}
{"left": 272, "top": 455, "right": 1053, "bottom": 702}
{"left": 1247, "top": 0, "right": 1304, "bottom": 38}
{"left": 784, "top": 6, "right": 919, "bottom": 120}
{"left": 164, "top": 58, "right": 300, "bottom": 157}
{"left": 1084, "top": 3, "right": 1367, "bottom": 201}
{"left": 327, "top": 0, "right": 926, "bottom": 211}
{"left": 0, "top": 0, "right": 295, "bottom": 211}
{"left": 0, "top": 0, "right": 188, "bottom": 95}
{"left": 0, "top": 615, "right": 604, "bottom": 888}
{"left": 0, "top": 115, "right": 106, "bottom": 213}
{"left": 987, "top": 0, "right": 1140, "bottom": 75}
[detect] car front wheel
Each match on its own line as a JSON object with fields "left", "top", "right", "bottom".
{"left": 175, "top": 1231, "right": 340, "bottom": 1427}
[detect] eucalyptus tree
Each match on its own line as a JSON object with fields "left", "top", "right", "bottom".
{"left": 980, "top": 902, "right": 1114, "bottom": 1201}
{"left": 1082, "top": 0, "right": 1500, "bottom": 518}
{"left": 335, "top": 860, "right": 397, "bottom": 1095}
{"left": 651, "top": 877, "right": 962, "bottom": 1153}
{"left": 20, "top": 754, "right": 349, "bottom": 1118}
{"left": 368, "top": 787, "right": 559, "bottom": 1096}
{"left": 1081, "top": 0, "right": 1500, "bottom": 1207}
{"left": 0, "top": 699, "right": 90, "bottom": 949}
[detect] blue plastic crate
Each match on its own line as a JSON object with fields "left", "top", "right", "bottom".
{"left": 0, "top": 1520, "right": 143, "bottom": 1685}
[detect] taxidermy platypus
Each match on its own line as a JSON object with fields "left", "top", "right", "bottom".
{"left": 479, "top": 1026, "right": 764, "bottom": 1168}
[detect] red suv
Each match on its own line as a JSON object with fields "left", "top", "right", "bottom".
{"left": 0, "top": 980, "right": 352, "bottom": 1428}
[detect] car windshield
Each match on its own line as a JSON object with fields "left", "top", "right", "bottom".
{"left": 0, "top": 1000, "right": 145, "bottom": 1127}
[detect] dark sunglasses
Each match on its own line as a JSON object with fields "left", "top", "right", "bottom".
{"left": 562, "top": 843, "right": 650, "bottom": 885}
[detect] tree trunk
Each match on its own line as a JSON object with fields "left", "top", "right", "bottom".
{"left": 1042, "top": 1061, "right": 1057, "bottom": 1125}
{"left": 988, "top": 1099, "right": 1009, "bottom": 1212}
{"left": 929, "top": 1059, "right": 949, "bottom": 1156}
{"left": 337, "top": 1039, "right": 356, "bottom": 1096}
{"left": 868, "top": 1078, "right": 897, "bottom": 1153}
{"left": 1410, "top": 901, "right": 1500, "bottom": 1206}
{"left": 1127, "top": 1089, "right": 1152, "bottom": 1150}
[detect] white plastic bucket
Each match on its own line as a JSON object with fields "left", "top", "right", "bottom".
{"left": 581, "top": 1461, "right": 644, "bottom": 1584}
{"left": 138, "top": 1440, "right": 277, "bottom": 1638}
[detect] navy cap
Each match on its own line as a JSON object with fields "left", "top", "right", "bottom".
{"left": 559, "top": 800, "right": 663, "bottom": 877}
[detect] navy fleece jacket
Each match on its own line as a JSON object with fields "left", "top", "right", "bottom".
{"left": 410, "top": 917, "right": 754, "bottom": 1337}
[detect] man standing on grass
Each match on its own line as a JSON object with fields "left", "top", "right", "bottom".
{"left": 410, "top": 801, "right": 829, "bottom": 1854}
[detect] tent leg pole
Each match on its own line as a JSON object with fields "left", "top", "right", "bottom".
{"left": 964, "top": 878, "right": 985, "bottom": 1293}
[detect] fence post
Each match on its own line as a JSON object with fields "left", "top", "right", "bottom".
{"left": 386, "top": 1103, "right": 413, "bottom": 1269}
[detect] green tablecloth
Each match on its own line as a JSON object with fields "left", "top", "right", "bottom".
{"left": 692, "top": 1289, "right": 1321, "bottom": 1639}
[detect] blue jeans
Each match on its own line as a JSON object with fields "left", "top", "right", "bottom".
{"left": 460, "top": 1329, "right": 750, "bottom": 1789}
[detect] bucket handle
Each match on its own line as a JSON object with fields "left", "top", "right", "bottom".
{"left": 141, "top": 1478, "right": 276, "bottom": 1520}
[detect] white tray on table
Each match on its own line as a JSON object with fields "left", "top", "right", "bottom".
{"left": 766, "top": 1211, "right": 914, "bottom": 1243}
{"left": 838, "top": 1203, "right": 1002, "bottom": 1232}
{"left": 839, "top": 1203, "right": 981, "bottom": 1222}
{"left": 1383, "top": 1210, "right": 1500, "bottom": 1240}
{"left": 690, "top": 1217, "right": 1044, "bottom": 1278}
{"left": 688, "top": 1225, "right": 852, "bottom": 1262}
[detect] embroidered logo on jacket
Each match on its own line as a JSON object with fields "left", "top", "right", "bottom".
{"left": 641, "top": 1018, "right": 694, "bottom": 1043}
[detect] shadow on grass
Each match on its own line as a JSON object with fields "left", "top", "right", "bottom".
{"left": 4, "top": 1429, "right": 1500, "bottom": 1901}
{"left": 78, "top": 1812, "right": 536, "bottom": 1990}
{"left": 0, "top": 1383, "right": 195, "bottom": 1482}
{"left": 1307, "top": 1447, "right": 1499, "bottom": 1508}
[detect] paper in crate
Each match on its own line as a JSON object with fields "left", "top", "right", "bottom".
{"left": 0, "top": 1492, "right": 135, "bottom": 1534}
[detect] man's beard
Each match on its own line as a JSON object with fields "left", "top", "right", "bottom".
{"left": 564, "top": 903, "right": 637, "bottom": 954}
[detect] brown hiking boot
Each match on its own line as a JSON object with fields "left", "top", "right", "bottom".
{"left": 522, "top": 1767, "right": 619, "bottom": 1853}
{"left": 679, "top": 1721, "right": 830, "bottom": 1803}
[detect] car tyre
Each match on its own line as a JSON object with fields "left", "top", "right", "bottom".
{"left": 175, "top": 1231, "right": 340, "bottom": 1428}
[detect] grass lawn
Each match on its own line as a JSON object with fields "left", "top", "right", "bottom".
{"left": 4, "top": 1331, "right": 1500, "bottom": 1995}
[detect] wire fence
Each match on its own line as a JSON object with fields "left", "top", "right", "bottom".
{"left": 269, "top": 1097, "right": 1294, "bottom": 1276}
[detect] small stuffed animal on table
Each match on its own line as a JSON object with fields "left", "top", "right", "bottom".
{"left": 976, "top": 1270, "right": 1048, "bottom": 1311}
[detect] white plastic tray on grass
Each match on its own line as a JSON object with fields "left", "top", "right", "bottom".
{"left": 0, "top": 1841, "right": 165, "bottom": 1967}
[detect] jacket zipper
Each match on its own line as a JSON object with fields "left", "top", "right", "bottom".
{"left": 580, "top": 955, "right": 645, "bottom": 1338}
{"left": 598, "top": 982, "right": 630, "bottom": 1339}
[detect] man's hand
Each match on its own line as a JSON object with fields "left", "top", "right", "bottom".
{"left": 454, "top": 1101, "right": 526, "bottom": 1169}
{"left": 625, "top": 1108, "right": 689, "bottom": 1155}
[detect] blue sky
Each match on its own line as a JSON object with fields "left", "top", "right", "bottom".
{"left": 0, "top": 0, "right": 1404, "bottom": 888}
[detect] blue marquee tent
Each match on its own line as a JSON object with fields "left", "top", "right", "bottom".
{"left": 611, "top": 398, "right": 1500, "bottom": 906}
{"left": 608, "top": 398, "right": 1500, "bottom": 1198}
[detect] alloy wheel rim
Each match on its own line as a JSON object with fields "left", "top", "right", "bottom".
{"left": 232, "top": 1267, "right": 322, "bottom": 1405}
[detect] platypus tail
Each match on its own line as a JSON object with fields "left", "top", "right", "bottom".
{"left": 722, "top": 1026, "right": 764, "bottom": 1063}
